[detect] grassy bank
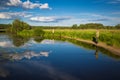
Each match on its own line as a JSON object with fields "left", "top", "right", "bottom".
{"left": 44, "top": 29, "right": 120, "bottom": 48}
{"left": 18, "top": 29, "right": 120, "bottom": 48}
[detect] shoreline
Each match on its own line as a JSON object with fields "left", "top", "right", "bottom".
{"left": 63, "top": 36, "right": 120, "bottom": 56}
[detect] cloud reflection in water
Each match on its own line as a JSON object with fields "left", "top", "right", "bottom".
{"left": 9, "top": 51, "right": 51, "bottom": 60}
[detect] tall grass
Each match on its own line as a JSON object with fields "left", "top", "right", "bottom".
{"left": 99, "top": 30, "right": 120, "bottom": 47}
{"left": 18, "top": 29, "right": 120, "bottom": 48}
{"left": 44, "top": 29, "right": 120, "bottom": 48}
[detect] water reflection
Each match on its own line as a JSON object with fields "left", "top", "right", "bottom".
{"left": 0, "top": 34, "right": 120, "bottom": 80}
{"left": 0, "top": 55, "right": 10, "bottom": 78}
{"left": 0, "top": 41, "right": 13, "bottom": 48}
{"left": 94, "top": 46, "right": 99, "bottom": 59}
{"left": 41, "top": 39, "right": 55, "bottom": 44}
{"left": 64, "top": 38, "right": 120, "bottom": 60}
{"left": 9, "top": 51, "right": 51, "bottom": 60}
{"left": 10, "top": 35, "right": 30, "bottom": 47}
{"left": 0, "top": 67, "right": 9, "bottom": 78}
{"left": 0, "top": 61, "right": 80, "bottom": 80}
{"left": 0, "top": 50, "right": 51, "bottom": 61}
{"left": 0, "top": 34, "right": 120, "bottom": 60}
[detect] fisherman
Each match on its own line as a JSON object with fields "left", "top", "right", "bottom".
{"left": 92, "top": 29, "right": 99, "bottom": 44}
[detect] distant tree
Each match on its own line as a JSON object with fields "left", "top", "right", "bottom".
{"left": 115, "top": 24, "right": 120, "bottom": 29}
{"left": 72, "top": 24, "right": 78, "bottom": 29}
{"left": 85, "top": 23, "right": 104, "bottom": 29}
{"left": 73, "top": 23, "right": 105, "bottom": 29}
{"left": 78, "top": 24, "right": 86, "bottom": 29}
{"left": 0, "top": 24, "right": 11, "bottom": 29}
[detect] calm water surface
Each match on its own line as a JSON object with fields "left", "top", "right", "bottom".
{"left": 0, "top": 34, "right": 120, "bottom": 80}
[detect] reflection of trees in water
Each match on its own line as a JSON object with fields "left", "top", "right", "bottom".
{"left": 48, "top": 36, "right": 120, "bottom": 60}
{"left": 69, "top": 39, "right": 120, "bottom": 59}
{"left": 9, "top": 34, "right": 45, "bottom": 46}
{"left": 9, "top": 35, "right": 30, "bottom": 47}
{"left": 34, "top": 37, "right": 44, "bottom": 43}
{"left": 71, "top": 39, "right": 120, "bottom": 59}
{"left": 2, "top": 34, "right": 120, "bottom": 59}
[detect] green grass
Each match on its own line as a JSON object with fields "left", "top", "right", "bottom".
{"left": 18, "top": 29, "right": 120, "bottom": 48}
{"left": 44, "top": 29, "right": 120, "bottom": 48}
{"left": 99, "top": 30, "right": 120, "bottom": 47}
{"left": 18, "top": 30, "right": 34, "bottom": 37}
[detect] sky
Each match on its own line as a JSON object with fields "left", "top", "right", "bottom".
{"left": 0, "top": 0, "right": 120, "bottom": 26}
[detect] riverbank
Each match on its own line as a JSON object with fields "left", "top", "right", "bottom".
{"left": 63, "top": 36, "right": 120, "bottom": 56}
{"left": 17, "top": 29, "right": 120, "bottom": 56}
{"left": 44, "top": 29, "right": 120, "bottom": 48}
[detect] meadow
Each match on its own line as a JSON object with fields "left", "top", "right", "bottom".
{"left": 18, "top": 29, "right": 120, "bottom": 48}
{"left": 44, "top": 29, "right": 120, "bottom": 48}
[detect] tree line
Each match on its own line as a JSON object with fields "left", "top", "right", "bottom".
{"left": 71, "top": 23, "right": 120, "bottom": 29}
{"left": 0, "top": 19, "right": 120, "bottom": 31}
{"left": 0, "top": 24, "right": 11, "bottom": 29}
{"left": 32, "top": 23, "right": 120, "bottom": 29}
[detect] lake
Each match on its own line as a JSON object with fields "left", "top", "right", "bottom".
{"left": 0, "top": 34, "right": 120, "bottom": 80}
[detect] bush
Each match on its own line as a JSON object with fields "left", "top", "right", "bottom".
{"left": 33, "top": 28, "right": 45, "bottom": 37}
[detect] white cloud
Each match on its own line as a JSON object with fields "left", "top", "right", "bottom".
{"left": 6, "top": 0, "right": 51, "bottom": 10}
{"left": 7, "top": 0, "right": 22, "bottom": 6}
{"left": 0, "top": 13, "right": 11, "bottom": 19}
{"left": 30, "top": 16, "right": 71, "bottom": 23}
{"left": 24, "top": 14, "right": 32, "bottom": 18}
{"left": 0, "top": 12, "right": 32, "bottom": 19}
{"left": 40, "top": 3, "right": 52, "bottom": 10}
{"left": 30, "top": 16, "right": 55, "bottom": 22}
{"left": 22, "top": 0, "right": 39, "bottom": 9}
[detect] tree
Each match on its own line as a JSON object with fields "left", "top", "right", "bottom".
{"left": 78, "top": 24, "right": 86, "bottom": 29}
{"left": 12, "top": 19, "right": 22, "bottom": 33}
{"left": 115, "top": 24, "right": 120, "bottom": 29}
{"left": 11, "top": 19, "right": 30, "bottom": 33}
{"left": 72, "top": 24, "right": 78, "bottom": 29}
{"left": 33, "top": 28, "right": 45, "bottom": 37}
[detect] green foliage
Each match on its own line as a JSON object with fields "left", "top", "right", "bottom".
{"left": 115, "top": 24, "right": 120, "bottom": 29}
{"left": 9, "top": 34, "right": 30, "bottom": 47}
{"left": 18, "top": 30, "right": 33, "bottom": 36}
{"left": 72, "top": 23, "right": 104, "bottom": 29}
{"left": 0, "top": 24, "right": 11, "bottom": 29}
{"left": 44, "top": 29, "right": 120, "bottom": 48}
{"left": 33, "top": 28, "right": 45, "bottom": 37}
{"left": 0, "top": 24, "right": 11, "bottom": 32}
{"left": 72, "top": 24, "right": 78, "bottom": 29}
{"left": 34, "top": 37, "right": 44, "bottom": 43}
{"left": 11, "top": 19, "right": 30, "bottom": 33}
{"left": 99, "top": 30, "right": 120, "bottom": 47}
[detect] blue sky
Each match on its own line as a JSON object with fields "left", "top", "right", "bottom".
{"left": 0, "top": 0, "right": 120, "bottom": 26}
